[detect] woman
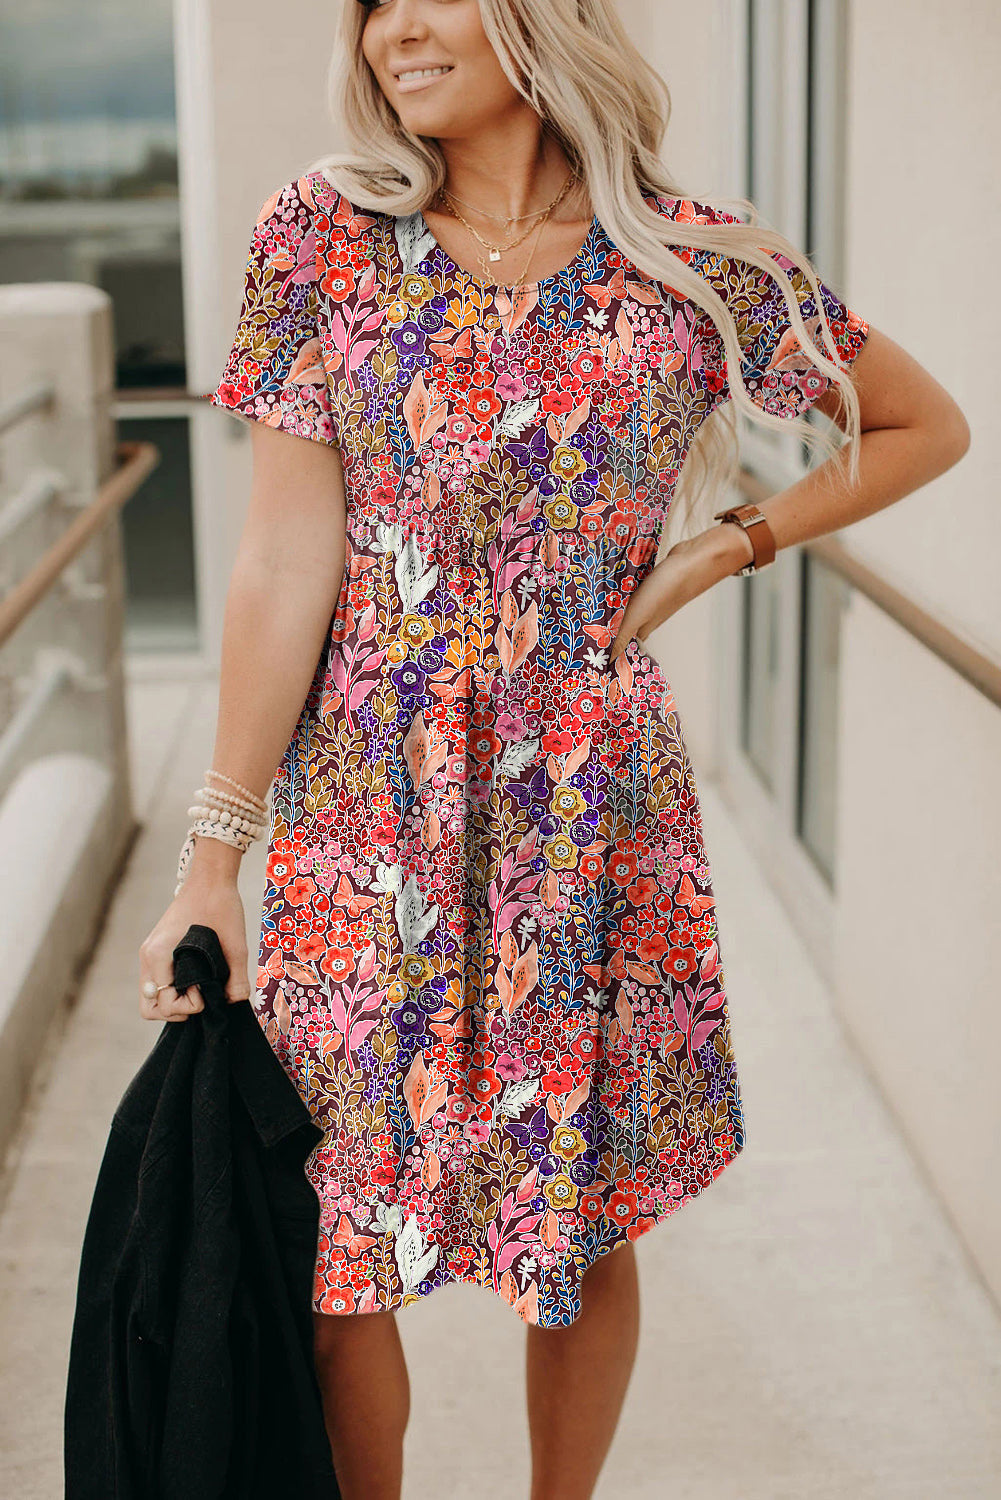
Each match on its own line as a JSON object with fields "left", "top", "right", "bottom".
{"left": 139, "top": 3, "right": 969, "bottom": 1497}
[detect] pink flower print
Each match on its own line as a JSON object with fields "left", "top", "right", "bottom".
{"left": 496, "top": 370, "right": 530, "bottom": 400}
{"left": 494, "top": 1052, "right": 526, "bottom": 1082}
{"left": 495, "top": 710, "right": 528, "bottom": 741}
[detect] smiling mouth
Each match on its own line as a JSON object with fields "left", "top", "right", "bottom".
{"left": 394, "top": 65, "right": 455, "bottom": 86}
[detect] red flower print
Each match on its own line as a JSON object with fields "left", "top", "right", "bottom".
{"left": 466, "top": 388, "right": 502, "bottom": 422}
{"left": 606, "top": 1190, "right": 639, "bottom": 1226}
{"left": 541, "top": 390, "right": 576, "bottom": 415}
{"left": 317, "top": 1282, "right": 357, "bottom": 1314}
{"left": 608, "top": 849, "right": 639, "bottom": 887}
{"left": 636, "top": 930, "right": 669, "bottom": 963}
{"left": 568, "top": 689, "right": 605, "bottom": 725}
{"left": 469, "top": 1066, "right": 502, "bottom": 1103}
{"left": 267, "top": 843, "right": 296, "bottom": 887}
{"left": 320, "top": 261, "right": 357, "bottom": 302}
{"left": 579, "top": 1191, "right": 605, "bottom": 1220}
{"left": 570, "top": 350, "right": 604, "bottom": 382}
{"left": 604, "top": 509, "right": 637, "bottom": 547}
{"left": 665, "top": 946, "right": 697, "bottom": 982}
{"left": 570, "top": 1032, "right": 600, "bottom": 1064}
{"left": 541, "top": 1067, "right": 575, "bottom": 1095}
{"left": 469, "top": 726, "right": 502, "bottom": 762}
{"left": 320, "top": 945, "right": 357, "bottom": 982}
{"left": 625, "top": 874, "right": 658, "bottom": 906}
{"left": 285, "top": 875, "right": 317, "bottom": 907}
{"left": 295, "top": 932, "right": 327, "bottom": 963}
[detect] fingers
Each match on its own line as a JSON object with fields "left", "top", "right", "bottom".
{"left": 139, "top": 935, "right": 250, "bottom": 1018}
{"left": 225, "top": 945, "right": 252, "bottom": 1005}
{"left": 139, "top": 934, "right": 204, "bottom": 1023}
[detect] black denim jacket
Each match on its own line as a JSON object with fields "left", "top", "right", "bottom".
{"left": 63, "top": 924, "right": 340, "bottom": 1499}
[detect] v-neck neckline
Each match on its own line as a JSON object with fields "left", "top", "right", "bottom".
{"left": 414, "top": 209, "right": 600, "bottom": 293}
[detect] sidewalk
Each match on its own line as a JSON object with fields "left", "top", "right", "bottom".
{"left": 1, "top": 654, "right": 999, "bottom": 1498}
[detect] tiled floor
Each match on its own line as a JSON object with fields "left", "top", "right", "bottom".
{"left": 1, "top": 654, "right": 999, "bottom": 1497}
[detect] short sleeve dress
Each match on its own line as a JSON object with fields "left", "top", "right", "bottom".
{"left": 207, "top": 171, "right": 869, "bottom": 1327}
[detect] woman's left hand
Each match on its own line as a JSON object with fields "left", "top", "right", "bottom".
{"left": 606, "top": 523, "right": 753, "bottom": 665}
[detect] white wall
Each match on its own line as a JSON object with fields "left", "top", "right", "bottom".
{"left": 834, "top": 0, "right": 1001, "bottom": 1303}
{"left": 626, "top": 0, "right": 1001, "bottom": 1304}
{"left": 175, "top": 0, "right": 343, "bottom": 663}
{"left": 619, "top": 1, "right": 741, "bottom": 777}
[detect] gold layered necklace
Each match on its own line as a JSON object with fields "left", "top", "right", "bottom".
{"left": 432, "top": 170, "right": 582, "bottom": 290}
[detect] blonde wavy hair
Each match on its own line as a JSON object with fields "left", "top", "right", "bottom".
{"left": 304, "top": 0, "right": 863, "bottom": 547}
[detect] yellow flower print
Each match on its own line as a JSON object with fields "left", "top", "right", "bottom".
{"left": 386, "top": 978, "right": 409, "bottom": 1005}
{"left": 550, "top": 444, "right": 587, "bottom": 481}
{"left": 543, "top": 1173, "right": 579, "bottom": 1210}
{"left": 385, "top": 299, "right": 413, "bottom": 325}
{"left": 542, "top": 496, "right": 579, "bottom": 530}
{"left": 400, "top": 613, "right": 436, "bottom": 649}
{"left": 399, "top": 954, "right": 433, "bottom": 987}
{"left": 551, "top": 1125, "right": 586, "bottom": 1162}
{"left": 544, "top": 833, "right": 579, "bottom": 870}
{"left": 552, "top": 786, "right": 586, "bottom": 822}
{"left": 386, "top": 639, "right": 411, "bottom": 665}
{"left": 400, "top": 273, "right": 433, "bottom": 307}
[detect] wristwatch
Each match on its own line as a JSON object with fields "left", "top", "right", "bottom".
{"left": 712, "top": 502, "right": 776, "bottom": 577}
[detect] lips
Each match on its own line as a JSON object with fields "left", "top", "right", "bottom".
{"left": 392, "top": 64, "right": 455, "bottom": 89}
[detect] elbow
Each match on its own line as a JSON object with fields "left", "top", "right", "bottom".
{"left": 928, "top": 401, "right": 972, "bottom": 473}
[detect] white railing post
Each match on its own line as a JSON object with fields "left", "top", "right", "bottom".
{"left": 0, "top": 285, "right": 139, "bottom": 1159}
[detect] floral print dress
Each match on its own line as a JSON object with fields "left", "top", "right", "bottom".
{"left": 207, "top": 170, "right": 869, "bottom": 1326}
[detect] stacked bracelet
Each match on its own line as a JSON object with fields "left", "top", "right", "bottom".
{"left": 173, "top": 768, "right": 271, "bottom": 897}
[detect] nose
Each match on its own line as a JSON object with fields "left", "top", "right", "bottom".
{"left": 381, "top": 0, "right": 430, "bottom": 42}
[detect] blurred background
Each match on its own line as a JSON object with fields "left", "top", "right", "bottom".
{"left": 0, "top": 2, "right": 998, "bottom": 1495}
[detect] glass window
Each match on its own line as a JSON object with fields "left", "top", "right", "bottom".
{"left": 1, "top": 2, "right": 196, "bottom": 650}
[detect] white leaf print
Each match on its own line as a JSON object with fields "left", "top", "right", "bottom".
{"left": 394, "top": 212, "right": 437, "bottom": 274}
{"left": 394, "top": 1211, "right": 440, "bottom": 1291}
{"left": 373, "top": 862, "right": 405, "bottom": 896}
{"left": 394, "top": 533, "right": 439, "bottom": 614}
{"left": 496, "top": 398, "right": 540, "bottom": 439}
{"left": 494, "top": 737, "right": 540, "bottom": 783}
{"left": 498, "top": 1077, "right": 540, "bottom": 1116}
{"left": 372, "top": 1201, "right": 403, "bottom": 1236}
{"left": 395, "top": 873, "right": 440, "bottom": 951}
{"left": 373, "top": 521, "right": 403, "bottom": 557}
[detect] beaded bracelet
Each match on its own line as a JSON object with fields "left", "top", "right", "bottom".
{"left": 174, "top": 775, "right": 271, "bottom": 896}
{"left": 204, "top": 767, "right": 268, "bottom": 813}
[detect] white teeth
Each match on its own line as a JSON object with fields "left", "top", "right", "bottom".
{"left": 397, "top": 66, "right": 453, "bottom": 82}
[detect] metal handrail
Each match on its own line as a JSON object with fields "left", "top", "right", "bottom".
{"left": 737, "top": 468, "right": 1001, "bottom": 710}
{"left": 0, "top": 440, "right": 159, "bottom": 649}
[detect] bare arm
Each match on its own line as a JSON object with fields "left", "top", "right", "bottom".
{"left": 138, "top": 423, "right": 347, "bottom": 1018}
{"left": 610, "top": 325, "right": 972, "bottom": 659}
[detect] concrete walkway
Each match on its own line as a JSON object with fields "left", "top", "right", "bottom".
{"left": 1, "top": 653, "right": 999, "bottom": 1498}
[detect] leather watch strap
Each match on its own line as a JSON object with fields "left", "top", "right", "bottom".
{"left": 711, "top": 502, "right": 776, "bottom": 577}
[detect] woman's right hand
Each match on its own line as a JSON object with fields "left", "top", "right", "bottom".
{"left": 138, "top": 849, "right": 252, "bottom": 1022}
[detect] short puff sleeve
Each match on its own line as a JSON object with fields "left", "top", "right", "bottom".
{"left": 205, "top": 178, "right": 339, "bottom": 447}
{"left": 674, "top": 200, "right": 870, "bottom": 423}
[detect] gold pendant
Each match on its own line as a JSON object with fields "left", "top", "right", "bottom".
{"left": 488, "top": 248, "right": 501, "bottom": 262}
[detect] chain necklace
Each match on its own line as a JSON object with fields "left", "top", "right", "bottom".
{"left": 433, "top": 170, "right": 581, "bottom": 283}
{"left": 440, "top": 176, "right": 572, "bottom": 227}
